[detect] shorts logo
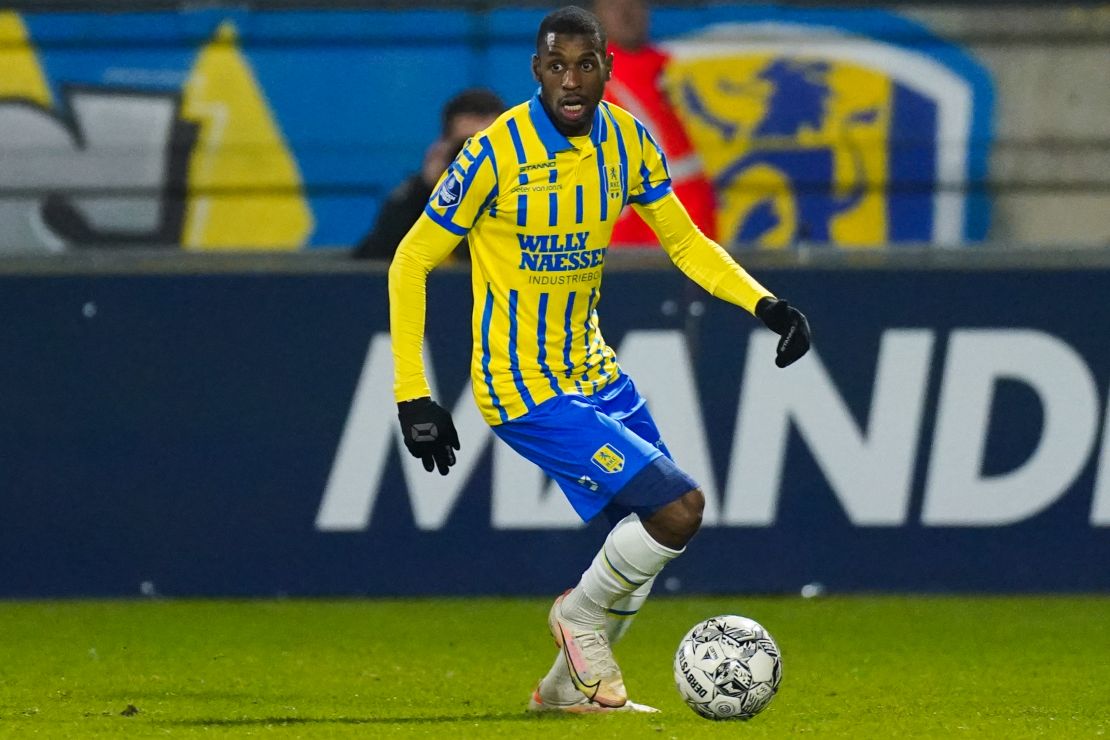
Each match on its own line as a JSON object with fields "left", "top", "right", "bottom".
{"left": 591, "top": 444, "right": 625, "bottom": 474}
{"left": 436, "top": 171, "right": 462, "bottom": 207}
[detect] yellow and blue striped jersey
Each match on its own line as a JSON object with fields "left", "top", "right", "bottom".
{"left": 390, "top": 93, "right": 772, "bottom": 425}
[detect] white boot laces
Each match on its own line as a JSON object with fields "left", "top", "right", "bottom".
{"left": 575, "top": 628, "right": 618, "bottom": 678}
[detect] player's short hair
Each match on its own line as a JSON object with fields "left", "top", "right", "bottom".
{"left": 441, "top": 88, "right": 506, "bottom": 137}
{"left": 536, "top": 6, "right": 607, "bottom": 53}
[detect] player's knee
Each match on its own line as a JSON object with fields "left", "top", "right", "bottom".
{"left": 645, "top": 488, "right": 703, "bottom": 549}
{"left": 614, "top": 456, "right": 703, "bottom": 549}
{"left": 675, "top": 488, "right": 705, "bottom": 539}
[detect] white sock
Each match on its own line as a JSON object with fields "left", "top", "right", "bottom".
{"left": 560, "top": 514, "right": 681, "bottom": 627}
{"left": 606, "top": 575, "right": 656, "bottom": 644}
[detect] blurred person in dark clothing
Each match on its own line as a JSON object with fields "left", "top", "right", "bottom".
{"left": 353, "top": 88, "right": 505, "bottom": 260}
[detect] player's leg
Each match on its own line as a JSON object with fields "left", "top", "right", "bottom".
{"left": 606, "top": 575, "right": 654, "bottom": 644}
{"left": 533, "top": 562, "right": 655, "bottom": 708}
{"left": 550, "top": 473, "right": 703, "bottom": 706}
{"left": 552, "top": 471, "right": 704, "bottom": 681}
{"left": 552, "top": 377, "right": 705, "bottom": 701}
{"left": 532, "top": 505, "right": 656, "bottom": 710}
{"left": 598, "top": 374, "right": 693, "bottom": 638}
{"left": 639, "top": 487, "right": 705, "bottom": 549}
{"left": 494, "top": 381, "right": 703, "bottom": 708}
{"left": 535, "top": 499, "right": 697, "bottom": 706}
{"left": 533, "top": 501, "right": 692, "bottom": 711}
{"left": 532, "top": 573, "right": 659, "bottom": 710}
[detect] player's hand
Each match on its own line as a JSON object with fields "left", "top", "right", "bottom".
{"left": 755, "top": 297, "right": 811, "bottom": 368}
{"left": 397, "top": 397, "right": 461, "bottom": 475}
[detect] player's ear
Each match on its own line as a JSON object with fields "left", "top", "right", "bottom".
{"left": 531, "top": 53, "right": 541, "bottom": 82}
{"left": 604, "top": 52, "right": 614, "bottom": 81}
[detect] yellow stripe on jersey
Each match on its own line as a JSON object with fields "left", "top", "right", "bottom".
{"left": 391, "top": 93, "right": 773, "bottom": 425}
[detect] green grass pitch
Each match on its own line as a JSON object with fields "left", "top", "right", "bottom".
{"left": 1, "top": 595, "right": 1107, "bottom": 738}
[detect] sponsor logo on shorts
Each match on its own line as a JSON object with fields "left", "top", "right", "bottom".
{"left": 591, "top": 444, "right": 625, "bottom": 474}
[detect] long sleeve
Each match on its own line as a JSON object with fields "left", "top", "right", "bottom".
{"left": 633, "top": 191, "right": 773, "bottom": 314}
{"left": 389, "top": 133, "right": 498, "bottom": 402}
{"left": 388, "top": 213, "right": 468, "bottom": 402}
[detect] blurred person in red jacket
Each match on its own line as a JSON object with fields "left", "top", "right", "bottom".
{"left": 594, "top": 0, "right": 716, "bottom": 247}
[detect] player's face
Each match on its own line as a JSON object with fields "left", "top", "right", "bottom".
{"left": 532, "top": 32, "right": 612, "bottom": 137}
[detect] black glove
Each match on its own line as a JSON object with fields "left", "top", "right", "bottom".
{"left": 397, "top": 397, "right": 460, "bottom": 475}
{"left": 756, "top": 297, "right": 812, "bottom": 368}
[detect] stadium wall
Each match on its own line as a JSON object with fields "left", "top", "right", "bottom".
{"left": 2, "top": 255, "right": 1108, "bottom": 598}
{"left": 1, "top": 4, "right": 1106, "bottom": 252}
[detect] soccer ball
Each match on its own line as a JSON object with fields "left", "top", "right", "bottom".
{"left": 673, "top": 614, "right": 782, "bottom": 720}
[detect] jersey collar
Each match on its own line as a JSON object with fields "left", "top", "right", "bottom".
{"left": 528, "top": 91, "right": 607, "bottom": 158}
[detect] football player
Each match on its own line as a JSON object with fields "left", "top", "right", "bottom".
{"left": 389, "top": 5, "right": 810, "bottom": 713}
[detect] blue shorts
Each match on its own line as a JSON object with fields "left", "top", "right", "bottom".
{"left": 492, "top": 373, "right": 699, "bottom": 523}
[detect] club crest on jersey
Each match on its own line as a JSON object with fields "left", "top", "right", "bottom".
{"left": 436, "top": 171, "right": 462, "bottom": 207}
{"left": 605, "top": 164, "right": 622, "bottom": 200}
{"left": 591, "top": 444, "right": 625, "bottom": 474}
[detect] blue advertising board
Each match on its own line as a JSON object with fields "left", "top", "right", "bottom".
{"left": 1, "top": 265, "right": 1107, "bottom": 597}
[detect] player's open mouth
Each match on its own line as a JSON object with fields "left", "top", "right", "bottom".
{"left": 561, "top": 101, "right": 586, "bottom": 120}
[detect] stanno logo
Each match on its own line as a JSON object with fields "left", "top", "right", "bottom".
{"left": 520, "top": 160, "right": 557, "bottom": 173}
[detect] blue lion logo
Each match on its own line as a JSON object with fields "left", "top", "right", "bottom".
{"left": 683, "top": 58, "right": 879, "bottom": 244}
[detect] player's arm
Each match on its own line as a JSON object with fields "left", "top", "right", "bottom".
{"left": 389, "top": 214, "right": 464, "bottom": 474}
{"left": 389, "top": 137, "right": 498, "bottom": 474}
{"left": 633, "top": 191, "right": 768, "bottom": 311}
{"left": 389, "top": 214, "right": 464, "bottom": 401}
{"left": 633, "top": 191, "right": 811, "bottom": 368}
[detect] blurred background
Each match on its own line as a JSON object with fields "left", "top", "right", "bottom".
{"left": 0, "top": 0, "right": 1107, "bottom": 599}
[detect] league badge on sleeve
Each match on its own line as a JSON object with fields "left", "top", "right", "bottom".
{"left": 436, "top": 171, "right": 462, "bottom": 207}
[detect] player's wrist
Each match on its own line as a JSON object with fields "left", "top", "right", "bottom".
{"left": 397, "top": 396, "right": 434, "bottom": 414}
{"left": 754, "top": 296, "right": 777, "bottom": 321}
